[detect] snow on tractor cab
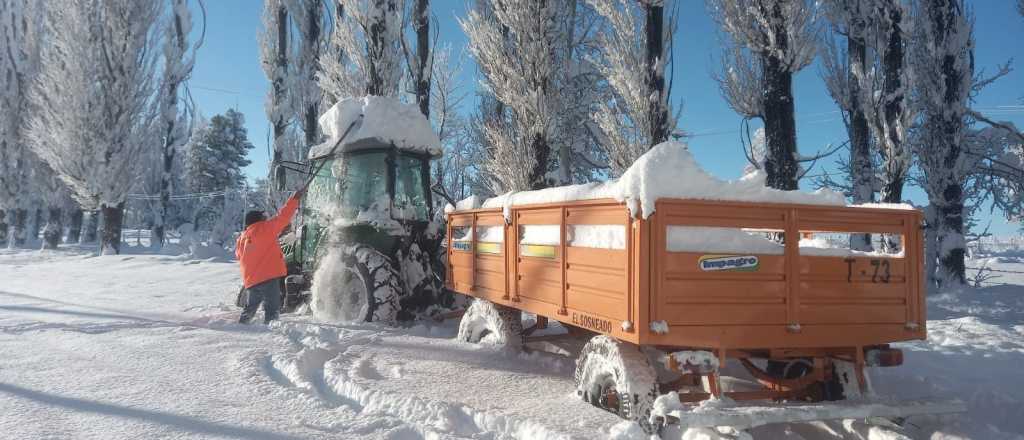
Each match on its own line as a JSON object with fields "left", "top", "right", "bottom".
{"left": 445, "top": 143, "right": 964, "bottom": 431}
{"left": 284, "top": 96, "right": 449, "bottom": 322}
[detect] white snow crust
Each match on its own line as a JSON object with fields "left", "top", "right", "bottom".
{"left": 308, "top": 96, "right": 442, "bottom": 159}
{"left": 475, "top": 142, "right": 845, "bottom": 220}
{"left": 569, "top": 225, "right": 626, "bottom": 250}
{"left": 2, "top": 246, "right": 1023, "bottom": 439}
{"left": 667, "top": 226, "right": 784, "bottom": 255}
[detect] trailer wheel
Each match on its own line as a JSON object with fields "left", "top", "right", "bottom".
{"left": 456, "top": 299, "right": 523, "bottom": 347}
{"left": 575, "top": 336, "right": 658, "bottom": 429}
{"left": 766, "top": 358, "right": 844, "bottom": 401}
{"left": 311, "top": 245, "right": 403, "bottom": 323}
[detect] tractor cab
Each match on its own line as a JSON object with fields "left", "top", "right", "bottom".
{"left": 294, "top": 147, "right": 435, "bottom": 273}
{"left": 283, "top": 96, "right": 446, "bottom": 319}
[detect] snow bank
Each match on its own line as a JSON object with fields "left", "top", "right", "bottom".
{"left": 309, "top": 96, "right": 442, "bottom": 159}
{"left": 477, "top": 142, "right": 844, "bottom": 219}
{"left": 667, "top": 226, "right": 784, "bottom": 255}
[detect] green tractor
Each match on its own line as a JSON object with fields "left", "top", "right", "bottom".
{"left": 282, "top": 97, "right": 449, "bottom": 322}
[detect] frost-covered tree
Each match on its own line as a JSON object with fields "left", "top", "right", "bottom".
{"left": 821, "top": 0, "right": 874, "bottom": 217}
{"left": 409, "top": 0, "right": 431, "bottom": 117}
{"left": 709, "top": 0, "right": 818, "bottom": 190}
{"left": 27, "top": 0, "right": 163, "bottom": 255}
{"left": 154, "top": 0, "right": 204, "bottom": 250}
{"left": 461, "top": 0, "right": 572, "bottom": 192}
{"left": 0, "top": 0, "right": 42, "bottom": 249}
{"left": 587, "top": 0, "right": 676, "bottom": 176}
{"left": 911, "top": 0, "right": 974, "bottom": 286}
{"left": 821, "top": 0, "right": 911, "bottom": 251}
{"left": 287, "top": 0, "right": 325, "bottom": 148}
{"left": 319, "top": 0, "right": 404, "bottom": 101}
{"left": 261, "top": 0, "right": 293, "bottom": 190}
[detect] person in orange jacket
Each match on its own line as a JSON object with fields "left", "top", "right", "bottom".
{"left": 236, "top": 189, "right": 303, "bottom": 324}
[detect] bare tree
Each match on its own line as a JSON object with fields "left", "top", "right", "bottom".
{"left": 153, "top": 0, "right": 205, "bottom": 250}
{"left": 27, "top": 0, "right": 163, "bottom": 255}
{"left": 319, "top": 0, "right": 404, "bottom": 100}
{"left": 408, "top": 0, "right": 430, "bottom": 118}
{"left": 260, "top": 0, "right": 292, "bottom": 190}
{"left": 821, "top": 0, "right": 874, "bottom": 250}
{"left": 587, "top": 0, "right": 677, "bottom": 176}
{"left": 911, "top": 0, "right": 975, "bottom": 286}
{"left": 461, "top": 0, "right": 572, "bottom": 192}
{"left": 0, "top": 0, "right": 42, "bottom": 248}
{"left": 709, "top": 0, "right": 818, "bottom": 190}
{"left": 287, "top": 0, "right": 325, "bottom": 148}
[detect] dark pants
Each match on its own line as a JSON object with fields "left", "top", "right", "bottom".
{"left": 239, "top": 278, "right": 282, "bottom": 324}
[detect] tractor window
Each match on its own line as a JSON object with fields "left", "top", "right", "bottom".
{"left": 339, "top": 152, "right": 389, "bottom": 219}
{"left": 394, "top": 155, "right": 429, "bottom": 221}
{"left": 304, "top": 158, "right": 340, "bottom": 220}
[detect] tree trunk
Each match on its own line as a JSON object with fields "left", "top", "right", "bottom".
{"left": 10, "top": 208, "right": 27, "bottom": 248}
{"left": 0, "top": 209, "right": 7, "bottom": 247}
{"left": 67, "top": 209, "right": 83, "bottom": 243}
{"left": 100, "top": 202, "right": 124, "bottom": 255}
{"left": 529, "top": 132, "right": 552, "bottom": 191}
{"left": 271, "top": 4, "right": 289, "bottom": 191}
{"left": 923, "top": 205, "right": 938, "bottom": 289}
{"left": 81, "top": 209, "right": 99, "bottom": 244}
{"left": 31, "top": 208, "right": 43, "bottom": 241}
{"left": 413, "top": 0, "right": 430, "bottom": 119}
{"left": 304, "top": 0, "right": 322, "bottom": 149}
{"left": 762, "top": 57, "right": 798, "bottom": 191}
{"left": 42, "top": 207, "right": 62, "bottom": 250}
{"left": 934, "top": 184, "right": 966, "bottom": 287}
{"left": 847, "top": 35, "right": 873, "bottom": 251}
{"left": 645, "top": 2, "right": 669, "bottom": 146}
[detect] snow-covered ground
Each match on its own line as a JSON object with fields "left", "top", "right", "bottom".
{"left": 1, "top": 246, "right": 1023, "bottom": 439}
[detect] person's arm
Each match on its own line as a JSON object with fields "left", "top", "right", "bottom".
{"left": 235, "top": 234, "right": 245, "bottom": 260}
{"left": 265, "top": 192, "right": 302, "bottom": 234}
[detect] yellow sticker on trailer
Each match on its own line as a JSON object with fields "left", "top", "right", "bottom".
{"left": 476, "top": 242, "right": 502, "bottom": 254}
{"left": 520, "top": 244, "right": 557, "bottom": 258}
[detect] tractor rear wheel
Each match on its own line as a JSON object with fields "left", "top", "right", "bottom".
{"left": 574, "top": 336, "right": 659, "bottom": 430}
{"left": 456, "top": 299, "right": 523, "bottom": 348}
{"left": 311, "top": 245, "right": 403, "bottom": 323}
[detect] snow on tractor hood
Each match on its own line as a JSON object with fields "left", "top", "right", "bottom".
{"left": 308, "top": 96, "right": 442, "bottom": 160}
{"left": 467, "top": 141, "right": 847, "bottom": 220}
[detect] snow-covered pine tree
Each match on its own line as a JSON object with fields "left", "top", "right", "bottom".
{"left": 260, "top": 0, "right": 293, "bottom": 191}
{"left": 821, "top": 0, "right": 875, "bottom": 251}
{"left": 183, "top": 110, "right": 254, "bottom": 230}
{"left": 154, "top": 0, "right": 204, "bottom": 250}
{"left": 709, "top": 0, "right": 818, "bottom": 191}
{"left": 911, "top": 0, "right": 974, "bottom": 286}
{"left": 0, "top": 0, "right": 42, "bottom": 249}
{"left": 27, "top": 0, "right": 163, "bottom": 255}
{"left": 587, "top": 0, "right": 677, "bottom": 176}
{"left": 461, "top": 0, "right": 572, "bottom": 192}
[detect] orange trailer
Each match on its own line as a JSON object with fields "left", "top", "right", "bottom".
{"left": 446, "top": 197, "right": 946, "bottom": 427}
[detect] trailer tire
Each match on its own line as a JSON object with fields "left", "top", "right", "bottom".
{"left": 575, "top": 336, "right": 659, "bottom": 430}
{"left": 456, "top": 299, "right": 523, "bottom": 347}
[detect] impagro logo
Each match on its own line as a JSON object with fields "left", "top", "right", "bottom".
{"left": 698, "top": 255, "right": 760, "bottom": 272}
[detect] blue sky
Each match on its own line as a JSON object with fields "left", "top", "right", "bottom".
{"left": 188, "top": 0, "right": 1024, "bottom": 234}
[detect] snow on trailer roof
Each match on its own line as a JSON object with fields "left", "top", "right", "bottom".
{"left": 308, "top": 96, "right": 442, "bottom": 160}
{"left": 451, "top": 142, "right": 850, "bottom": 220}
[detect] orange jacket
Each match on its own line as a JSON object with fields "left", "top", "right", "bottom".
{"left": 235, "top": 194, "right": 300, "bottom": 288}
